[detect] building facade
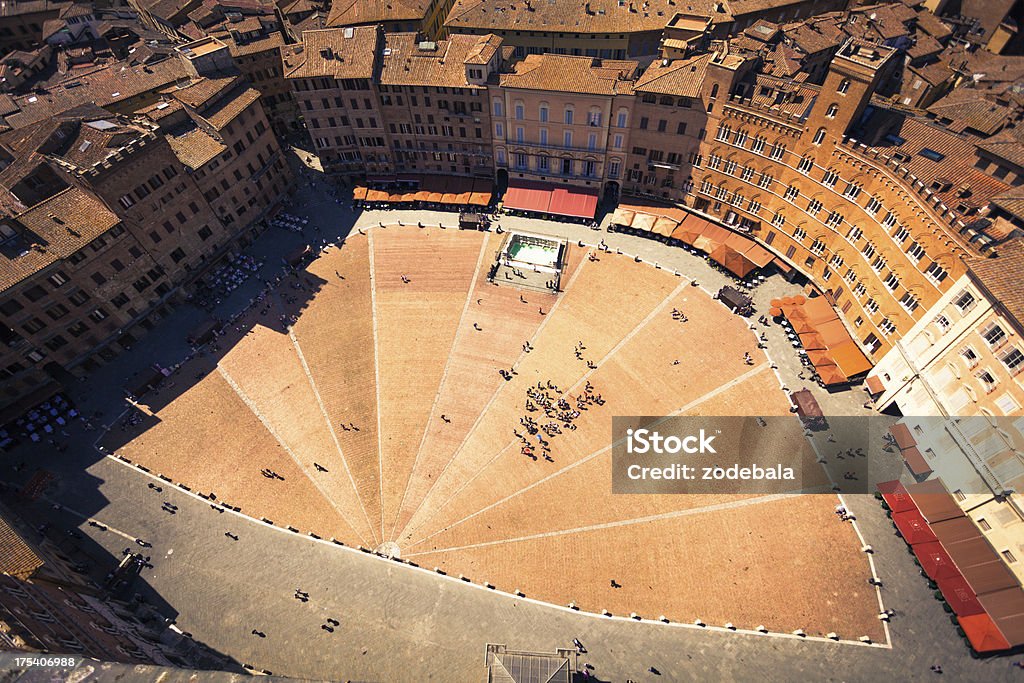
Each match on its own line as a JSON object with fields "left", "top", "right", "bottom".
{"left": 0, "top": 45, "right": 293, "bottom": 411}
{"left": 491, "top": 53, "right": 637, "bottom": 196}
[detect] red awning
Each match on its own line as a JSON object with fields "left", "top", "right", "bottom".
{"left": 890, "top": 422, "right": 917, "bottom": 450}
{"left": 978, "top": 587, "right": 1024, "bottom": 647}
{"left": 548, "top": 187, "right": 599, "bottom": 219}
{"left": 913, "top": 541, "right": 962, "bottom": 581}
{"left": 877, "top": 480, "right": 917, "bottom": 513}
{"left": 504, "top": 182, "right": 552, "bottom": 213}
{"left": 960, "top": 613, "right": 1012, "bottom": 653}
{"left": 901, "top": 445, "right": 933, "bottom": 476}
{"left": 908, "top": 479, "right": 965, "bottom": 524}
{"left": 892, "top": 509, "right": 939, "bottom": 545}
{"left": 936, "top": 574, "right": 985, "bottom": 617}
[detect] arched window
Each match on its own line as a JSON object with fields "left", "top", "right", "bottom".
{"left": 710, "top": 83, "right": 719, "bottom": 98}
{"left": 539, "top": 102, "right": 549, "bottom": 123}
{"left": 492, "top": 98, "right": 503, "bottom": 117}
{"left": 826, "top": 103, "right": 839, "bottom": 118}
{"left": 587, "top": 106, "right": 602, "bottom": 126}
{"left": 616, "top": 108, "right": 628, "bottom": 128}
{"left": 513, "top": 100, "right": 525, "bottom": 120}
{"left": 564, "top": 106, "right": 574, "bottom": 125}
{"left": 659, "top": 95, "right": 673, "bottom": 106}
{"left": 838, "top": 79, "right": 850, "bottom": 94}
{"left": 812, "top": 127, "right": 827, "bottom": 145}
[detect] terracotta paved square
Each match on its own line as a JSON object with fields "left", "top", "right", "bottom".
{"left": 104, "top": 226, "right": 882, "bottom": 640}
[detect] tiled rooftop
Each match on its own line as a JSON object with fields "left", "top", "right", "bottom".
{"left": 283, "top": 26, "right": 380, "bottom": 80}
{"left": 326, "top": 0, "right": 428, "bottom": 28}
{"left": 499, "top": 53, "right": 638, "bottom": 96}
{"left": 166, "top": 125, "right": 226, "bottom": 169}
{"left": 968, "top": 239, "right": 1024, "bottom": 329}
{"left": 445, "top": 0, "right": 717, "bottom": 34}
{"left": 6, "top": 58, "right": 190, "bottom": 129}
{"left": 0, "top": 187, "right": 121, "bottom": 291}
{"left": 634, "top": 53, "right": 711, "bottom": 96}
{"left": 0, "top": 513, "right": 43, "bottom": 580}
{"left": 380, "top": 33, "right": 496, "bottom": 88}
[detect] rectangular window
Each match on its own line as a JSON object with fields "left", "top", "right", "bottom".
{"left": 1000, "top": 348, "right": 1024, "bottom": 374}
{"left": 977, "top": 370, "right": 998, "bottom": 393}
{"left": 953, "top": 291, "right": 976, "bottom": 313}
{"left": 982, "top": 322, "right": 1007, "bottom": 348}
{"left": 906, "top": 242, "right": 925, "bottom": 262}
{"left": 899, "top": 292, "right": 919, "bottom": 314}
{"left": 924, "top": 261, "right": 947, "bottom": 284}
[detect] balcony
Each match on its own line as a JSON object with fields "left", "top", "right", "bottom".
{"left": 500, "top": 138, "right": 605, "bottom": 154}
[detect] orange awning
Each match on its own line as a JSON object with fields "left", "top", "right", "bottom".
{"left": 806, "top": 349, "right": 836, "bottom": 367}
{"left": 804, "top": 296, "right": 839, "bottom": 325}
{"left": 865, "top": 375, "right": 885, "bottom": 395}
{"left": 631, "top": 213, "right": 657, "bottom": 232}
{"left": 352, "top": 186, "right": 368, "bottom": 200}
{"left": 816, "top": 319, "right": 852, "bottom": 347}
{"left": 675, "top": 219, "right": 710, "bottom": 246}
{"left": 768, "top": 306, "right": 782, "bottom": 317}
{"left": 828, "top": 339, "right": 873, "bottom": 377}
{"left": 960, "top": 613, "right": 1012, "bottom": 653}
{"left": 652, "top": 215, "right": 679, "bottom": 237}
{"left": 693, "top": 223, "right": 729, "bottom": 253}
{"left": 723, "top": 232, "right": 754, "bottom": 252}
{"left": 744, "top": 242, "right": 776, "bottom": 268}
{"left": 790, "top": 318, "right": 816, "bottom": 334}
{"left": 611, "top": 207, "right": 636, "bottom": 226}
{"left": 816, "top": 364, "right": 848, "bottom": 386}
{"left": 799, "top": 331, "right": 827, "bottom": 350}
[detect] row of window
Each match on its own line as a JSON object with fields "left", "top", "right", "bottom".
{"left": 497, "top": 150, "right": 608, "bottom": 178}
{"left": 494, "top": 100, "right": 629, "bottom": 129}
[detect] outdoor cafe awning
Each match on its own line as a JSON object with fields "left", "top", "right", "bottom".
{"left": 692, "top": 223, "right": 730, "bottom": 253}
{"left": 611, "top": 207, "right": 636, "bottom": 227}
{"left": 775, "top": 295, "right": 872, "bottom": 384}
{"left": 936, "top": 574, "right": 985, "bottom": 617}
{"left": 790, "top": 388, "right": 822, "bottom": 419}
{"left": 708, "top": 244, "right": 758, "bottom": 278}
{"left": 548, "top": 186, "right": 599, "bottom": 219}
{"left": 631, "top": 212, "right": 657, "bottom": 233}
{"left": 505, "top": 182, "right": 598, "bottom": 219}
{"left": 651, "top": 215, "right": 679, "bottom": 237}
{"left": 892, "top": 508, "right": 938, "bottom": 545}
